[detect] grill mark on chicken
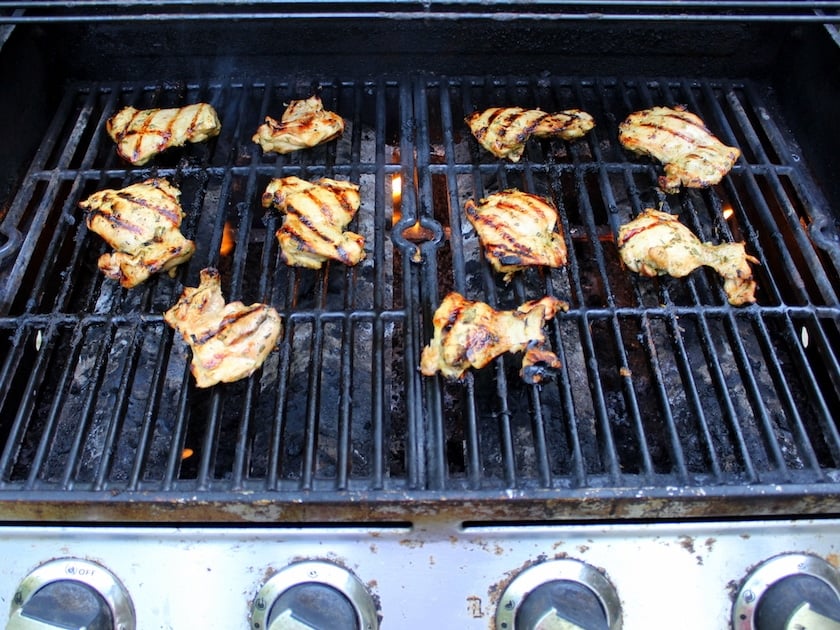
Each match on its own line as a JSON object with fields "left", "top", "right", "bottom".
{"left": 282, "top": 191, "right": 337, "bottom": 253}
{"left": 616, "top": 220, "right": 660, "bottom": 247}
{"left": 618, "top": 105, "right": 740, "bottom": 194}
{"left": 466, "top": 106, "right": 595, "bottom": 161}
{"left": 79, "top": 178, "right": 195, "bottom": 288}
{"left": 252, "top": 95, "right": 345, "bottom": 155}
{"left": 86, "top": 207, "right": 147, "bottom": 236}
{"left": 164, "top": 268, "right": 282, "bottom": 388}
{"left": 464, "top": 189, "right": 568, "bottom": 281}
{"left": 262, "top": 176, "right": 365, "bottom": 269}
{"left": 106, "top": 103, "right": 221, "bottom": 166}
{"left": 617, "top": 208, "right": 758, "bottom": 305}
{"left": 420, "top": 292, "right": 568, "bottom": 383}
{"left": 113, "top": 189, "right": 182, "bottom": 225}
{"left": 190, "top": 307, "right": 275, "bottom": 347}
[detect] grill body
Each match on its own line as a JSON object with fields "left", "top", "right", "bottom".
{"left": 1, "top": 5, "right": 840, "bottom": 628}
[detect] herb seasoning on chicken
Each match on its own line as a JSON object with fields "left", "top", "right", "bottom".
{"left": 617, "top": 208, "right": 758, "bottom": 305}
{"left": 164, "top": 268, "right": 282, "bottom": 388}
{"left": 253, "top": 95, "right": 345, "bottom": 155}
{"left": 106, "top": 103, "right": 221, "bottom": 166}
{"left": 261, "top": 176, "right": 365, "bottom": 269}
{"left": 618, "top": 105, "right": 740, "bottom": 194}
{"left": 420, "top": 292, "right": 568, "bottom": 384}
{"left": 465, "top": 107, "right": 595, "bottom": 162}
{"left": 464, "top": 189, "right": 568, "bottom": 281}
{"left": 79, "top": 178, "right": 195, "bottom": 288}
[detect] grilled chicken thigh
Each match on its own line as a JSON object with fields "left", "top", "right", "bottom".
{"left": 106, "top": 103, "right": 221, "bottom": 166}
{"left": 164, "top": 268, "right": 283, "bottom": 388}
{"left": 420, "top": 292, "right": 568, "bottom": 383}
{"left": 253, "top": 95, "right": 345, "bottom": 154}
{"left": 618, "top": 105, "right": 740, "bottom": 194}
{"left": 466, "top": 107, "right": 595, "bottom": 161}
{"left": 617, "top": 208, "right": 758, "bottom": 305}
{"left": 465, "top": 189, "right": 568, "bottom": 281}
{"left": 262, "top": 176, "right": 365, "bottom": 269}
{"left": 80, "top": 178, "right": 195, "bottom": 288}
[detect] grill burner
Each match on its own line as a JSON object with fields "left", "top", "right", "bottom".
{"left": 1, "top": 72, "right": 840, "bottom": 523}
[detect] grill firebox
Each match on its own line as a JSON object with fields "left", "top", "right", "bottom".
{"left": 1, "top": 13, "right": 840, "bottom": 524}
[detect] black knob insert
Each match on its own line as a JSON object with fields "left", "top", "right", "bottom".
{"left": 21, "top": 580, "right": 114, "bottom": 630}
{"left": 268, "top": 582, "right": 358, "bottom": 630}
{"left": 516, "top": 579, "right": 609, "bottom": 630}
{"left": 251, "top": 561, "right": 378, "bottom": 630}
{"left": 495, "top": 558, "right": 622, "bottom": 630}
{"left": 755, "top": 574, "right": 840, "bottom": 630}
{"left": 733, "top": 553, "right": 840, "bottom": 630}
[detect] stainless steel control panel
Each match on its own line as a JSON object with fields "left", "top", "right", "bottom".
{"left": 1, "top": 519, "right": 838, "bottom": 629}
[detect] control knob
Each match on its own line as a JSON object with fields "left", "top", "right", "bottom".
{"left": 733, "top": 552, "right": 840, "bottom": 630}
{"left": 7, "top": 558, "right": 135, "bottom": 630}
{"left": 251, "top": 560, "right": 378, "bottom": 630}
{"left": 495, "top": 558, "right": 622, "bottom": 630}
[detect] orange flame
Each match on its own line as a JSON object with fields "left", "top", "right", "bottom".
{"left": 391, "top": 174, "right": 402, "bottom": 225}
{"left": 220, "top": 221, "right": 235, "bottom": 256}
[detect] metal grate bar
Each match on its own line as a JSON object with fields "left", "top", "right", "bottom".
{"left": 583, "top": 79, "right": 691, "bottom": 481}
{"left": 4, "top": 2, "right": 840, "bottom": 24}
{"left": 722, "top": 84, "right": 838, "bottom": 306}
{"left": 126, "top": 324, "right": 174, "bottom": 490}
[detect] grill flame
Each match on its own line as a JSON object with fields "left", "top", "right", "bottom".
{"left": 220, "top": 221, "right": 235, "bottom": 256}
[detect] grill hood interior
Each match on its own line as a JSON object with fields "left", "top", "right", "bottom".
{"left": 2, "top": 8, "right": 840, "bottom": 215}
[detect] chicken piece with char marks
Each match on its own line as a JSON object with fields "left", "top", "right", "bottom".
{"left": 253, "top": 95, "right": 345, "bottom": 155}
{"left": 465, "top": 189, "right": 568, "bottom": 281}
{"left": 466, "top": 107, "right": 595, "bottom": 161}
{"left": 618, "top": 105, "right": 740, "bottom": 194}
{"left": 79, "top": 178, "right": 195, "bottom": 288}
{"left": 617, "top": 208, "right": 758, "bottom": 305}
{"left": 164, "top": 268, "right": 283, "bottom": 388}
{"left": 420, "top": 292, "right": 568, "bottom": 384}
{"left": 262, "top": 176, "right": 365, "bottom": 269}
{"left": 106, "top": 103, "right": 221, "bottom": 166}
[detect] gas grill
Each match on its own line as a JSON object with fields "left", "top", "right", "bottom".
{"left": 2, "top": 3, "right": 840, "bottom": 629}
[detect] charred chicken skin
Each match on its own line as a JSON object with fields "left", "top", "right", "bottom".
{"left": 465, "top": 107, "right": 595, "bottom": 162}
{"left": 464, "top": 189, "right": 568, "bottom": 281}
{"left": 79, "top": 178, "right": 195, "bottom": 288}
{"left": 106, "top": 103, "right": 221, "bottom": 166}
{"left": 253, "top": 95, "right": 345, "bottom": 155}
{"left": 261, "top": 176, "right": 365, "bottom": 269}
{"left": 420, "top": 292, "right": 568, "bottom": 384}
{"left": 618, "top": 105, "right": 740, "bottom": 194}
{"left": 164, "top": 268, "right": 283, "bottom": 388}
{"left": 617, "top": 208, "right": 758, "bottom": 305}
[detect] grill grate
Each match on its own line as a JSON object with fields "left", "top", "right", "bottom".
{"left": 1, "top": 74, "right": 840, "bottom": 522}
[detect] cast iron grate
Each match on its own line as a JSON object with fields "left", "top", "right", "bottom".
{"left": 0, "top": 74, "right": 839, "bottom": 521}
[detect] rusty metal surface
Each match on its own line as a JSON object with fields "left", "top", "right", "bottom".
{"left": 1, "top": 484, "right": 839, "bottom": 524}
